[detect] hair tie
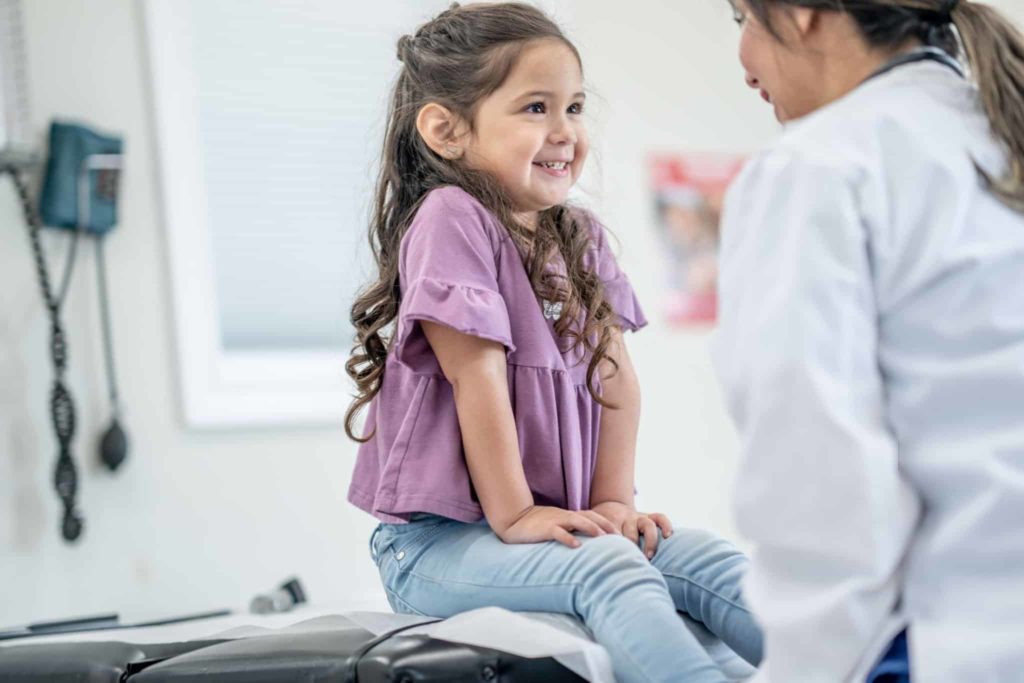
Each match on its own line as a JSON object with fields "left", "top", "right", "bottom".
{"left": 939, "top": 0, "right": 960, "bottom": 23}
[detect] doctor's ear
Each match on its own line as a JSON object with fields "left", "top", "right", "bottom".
{"left": 769, "top": 5, "right": 819, "bottom": 45}
{"left": 416, "top": 103, "right": 467, "bottom": 161}
{"left": 788, "top": 7, "right": 819, "bottom": 39}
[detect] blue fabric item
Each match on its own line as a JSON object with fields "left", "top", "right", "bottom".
{"left": 867, "top": 630, "right": 910, "bottom": 683}
{"left": 39, "top": 121, "right": 123, "bottom": 234}
{"left": 370, "top": 516, "right": 762, "bottom": 683}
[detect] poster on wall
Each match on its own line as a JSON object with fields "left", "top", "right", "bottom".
{"left": 648, "top": 152, "right": 746, "bottom": 326}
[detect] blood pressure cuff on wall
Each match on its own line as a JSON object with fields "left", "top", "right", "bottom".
{"left": 39, "top": 120, "right": 123, "bottom": 234}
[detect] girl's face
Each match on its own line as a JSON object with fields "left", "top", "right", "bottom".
{"left": 463, "top": 39, "right": 588, "bottom": 225}
{"left": 733, "top": 0, "right": 824, "bottom": 122}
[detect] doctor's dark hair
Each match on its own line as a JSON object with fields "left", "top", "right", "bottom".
{"left": 345, "top": 3, "right": 619, "bottom": 442}
{"left": 736, "top": 0, "right": 1024, "bottom": 211}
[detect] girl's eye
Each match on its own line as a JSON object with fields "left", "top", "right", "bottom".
{"left": 526, "top": 102, "right": 546, "bottom": 114}
{"left": 568, "top": 102, "right": 584, "bottom": 115}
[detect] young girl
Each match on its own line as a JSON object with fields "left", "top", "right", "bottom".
{"left": 346, "top": 4, "right": 762, "bottom": 681}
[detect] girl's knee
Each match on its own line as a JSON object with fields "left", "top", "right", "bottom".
{"left": 571, "top": 535, "right": 668, "bottom": 616}
{"left": 652, "top": 528, "right": 749, "bottom": 584}
{"left": 575, "top": 534, "right": 660, "bottom": 578}
{"left": 659, "top": 527, "right": 744, "bottom": 561}
{"left": 581, "top": 533, "right": 645, "bottom": 558}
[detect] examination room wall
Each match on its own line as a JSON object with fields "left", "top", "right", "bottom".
{"left": 3, "top": 0, "right": 1020, "bottom": 626}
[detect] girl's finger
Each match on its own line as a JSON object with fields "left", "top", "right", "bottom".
{"left": 552, "top": 526, "right": 581, "bottom": 548}
{"left": 569, "top": 514, "right": 606, "bottom": 538}
{"left": 582, "top": 510, "right": 620, "bottom": 535}
{"left": 622, "top": 517, "right": 640, "bottom": 545}
{"left": 640, "top": 517, "right": 659, "bottom": 558}
{"left": 649, "top": 512, "right": 674, "bottom": 538}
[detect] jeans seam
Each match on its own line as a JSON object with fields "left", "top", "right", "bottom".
{"left": 610, "top": 638, "right": 662, "bottom": 683}
{"left": 384, "top": 586, "right": 430, "bottom": 616}
{"left": 660, "top": 571, "right": 751, "bottom": 613}
{"left": 377, "top": 520, "right": 448, "bottom": 558}
{"left": 369, "top": 525, "right": 383, "bottom": 563}
{"left": 391, "top": 523, "right": 450, "bottom": 557}
{"left": 565, "top": 583, "right": 657, "bottom": 683}
{"left": 405, "top": 567, "right": 583, "bottom": 593}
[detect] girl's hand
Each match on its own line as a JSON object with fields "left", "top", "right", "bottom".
{"left": 498, "top": 505, "right": 620, "bottom": 548}
{"left": 590, "top": 501, "right": 673, "bottom": 559}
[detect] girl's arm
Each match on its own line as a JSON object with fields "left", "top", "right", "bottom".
{"left": 589, "top": 327, "right": 641, "bottom": 507}
{"left": 589, "top": 328, "right": 673, "bottom": 557}
{"left": 421, "top": 321, "right": 616, "bottom": 546}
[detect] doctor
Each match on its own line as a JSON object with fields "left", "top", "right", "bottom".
{"left": 715, "top": 1, "right": 1024, "bottom": 681}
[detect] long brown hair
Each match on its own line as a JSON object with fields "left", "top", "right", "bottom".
{"left": 345, "top": 2, "right": 618, "bottom": 441}
{"left": 736, "top": 0, "right": 1024, "bottom": 210}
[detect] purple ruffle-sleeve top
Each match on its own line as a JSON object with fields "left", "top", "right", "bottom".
{"left": 347, "top": 186, "right": 647, "bottom": 524}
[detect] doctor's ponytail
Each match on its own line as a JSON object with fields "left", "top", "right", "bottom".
{"left": 951, "top": 1, "right": 1024, "bottom": 211}
{"left": 737, "top": 0, "right": 1024, "bottom": 211}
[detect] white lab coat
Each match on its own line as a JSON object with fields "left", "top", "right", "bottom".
{"left": 715, "top": 58, "right": 1024, "bottom": 682}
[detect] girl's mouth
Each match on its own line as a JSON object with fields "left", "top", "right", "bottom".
{"left": 760, "top": 89, "right": 771, "bottom": 104}
{"left": 533, "top": 161, "right": 570, "bottom": 177}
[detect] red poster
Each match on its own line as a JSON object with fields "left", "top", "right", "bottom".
{"left": 649, "top": 153, "right": 746, "bottom": 326}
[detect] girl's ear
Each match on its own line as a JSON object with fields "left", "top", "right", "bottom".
{"left": 416, "top": 103, "right": 466, "bottom": 160}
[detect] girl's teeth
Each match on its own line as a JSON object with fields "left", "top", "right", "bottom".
{"left": 539, "top": 162, "right": 566, "bottom": 169}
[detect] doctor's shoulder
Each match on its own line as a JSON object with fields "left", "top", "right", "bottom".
{"left": 772, "top": 69, "right": 979, "bottom": 183}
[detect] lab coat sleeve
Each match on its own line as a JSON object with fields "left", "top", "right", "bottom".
{"left": 714, "top": 151, "right": 921, "bottom": 682}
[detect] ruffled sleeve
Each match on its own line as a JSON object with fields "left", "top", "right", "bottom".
{"left": 587, "top": 214, "right": 648, "bottom": 332}
{"left": 393, "top": 187, "right": 516, "bottom": 370}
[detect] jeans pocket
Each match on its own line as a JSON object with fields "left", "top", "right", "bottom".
{"left": 388, "top": 518, "right": 453, "bottom": 576}
{"left": 374, "top": 516, "right": 446, "bottom": 564}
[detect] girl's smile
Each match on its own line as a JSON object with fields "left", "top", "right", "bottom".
{"left": 533, "top": 158, "right": 573, "bottom": 177}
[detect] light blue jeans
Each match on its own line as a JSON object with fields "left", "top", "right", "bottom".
{"left": 369, "top": 514, "right": 763, "bottom": 683}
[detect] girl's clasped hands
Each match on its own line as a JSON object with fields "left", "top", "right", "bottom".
{"left": 497, "top": 502, "right": 674, "bottom": 559}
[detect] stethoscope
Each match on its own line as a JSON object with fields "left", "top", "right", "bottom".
{"left": 864, "top": 46, "right": 966, "bottom": 84}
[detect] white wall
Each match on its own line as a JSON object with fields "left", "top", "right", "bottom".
{"left": 2, "top": 0, "right": 1022, "bottom": 626}
{"left": 565, "top": 0, "right": 778, "bottom": 537}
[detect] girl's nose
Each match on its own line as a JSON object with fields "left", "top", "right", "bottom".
{"left": 552, "top": 125, "right": 577, "bottom": 147}
{"left": 549, "top": 119, "right": 577, "bottom": 145}
{"left": 745, "top": 73, "right": 760, "bottom": 90}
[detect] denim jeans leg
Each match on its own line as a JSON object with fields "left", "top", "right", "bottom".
{"left": 648, "top": 527, "right": 763, "bottom": 666}
{"left": 377, "top": 519, "right": 732, "bottom": 683}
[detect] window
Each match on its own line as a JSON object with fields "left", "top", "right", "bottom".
{"left": 144, "top": 0, "right": 569, "bottom": 428}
